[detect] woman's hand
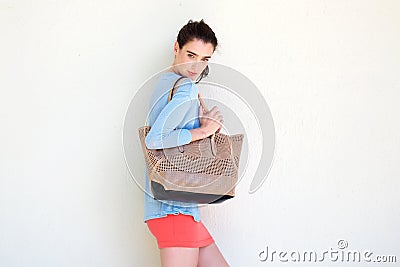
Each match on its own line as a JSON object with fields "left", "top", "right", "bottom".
{"left": 199, "top": 105, "right": 224, "bottom": 136}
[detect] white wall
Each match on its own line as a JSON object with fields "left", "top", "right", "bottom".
{"left": 1, "top": 1, "right": 399, "bottom": 266}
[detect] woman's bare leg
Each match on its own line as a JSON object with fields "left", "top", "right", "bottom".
{"left": 160, "top": 247, "right": 199, "bottom": 267}
{"left": 198, "top": 242, "right": 230, "bottom": 267}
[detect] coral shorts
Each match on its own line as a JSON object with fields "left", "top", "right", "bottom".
{"left": 146, "top": 213, "right": 215, "bottom": 249}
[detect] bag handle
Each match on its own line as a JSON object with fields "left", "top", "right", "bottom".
{"left": 168, "top": 77, "right": 208, "bottom": 112}
{"left": 168, "top": 76, "right": 219, "bottom": 156}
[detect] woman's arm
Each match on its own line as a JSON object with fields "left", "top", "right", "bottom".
{"left": 188, "top": 127, "right": 209, "bottom": 142}
{"left": 145, "top": 80, "right": 196, "bottom": 149}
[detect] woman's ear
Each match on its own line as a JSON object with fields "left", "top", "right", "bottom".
{"left": 173, "top": 41, "right": 179, "bottom": 55}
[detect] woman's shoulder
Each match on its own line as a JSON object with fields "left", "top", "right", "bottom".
{"left": 159, "top": 71, "right": 198, "bottom": 99}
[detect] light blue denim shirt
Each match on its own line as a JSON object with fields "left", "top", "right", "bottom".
{"left": 143, "top": 71, "right": 201, "bottom": 223}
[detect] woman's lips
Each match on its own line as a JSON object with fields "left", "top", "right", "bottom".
{"left": 188, "top": 71, "right": 197, "bottom": 76}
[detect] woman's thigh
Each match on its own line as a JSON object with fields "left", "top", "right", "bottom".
{"left": 198, "top": 242, "right": 230, "bottom": 267}
{"left": 160, "top": 247, "right": 199, "bottom": 267}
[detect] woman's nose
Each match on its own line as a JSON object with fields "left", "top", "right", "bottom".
{"left": 191, "top": 60, "right": 206, "bottom": 70}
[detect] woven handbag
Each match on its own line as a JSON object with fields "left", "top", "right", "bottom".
{"left": 138, "top": 76, "right": 244, "bottom": 204}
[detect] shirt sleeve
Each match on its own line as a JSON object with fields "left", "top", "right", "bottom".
{"left": 145, "top": 79, "right": 195, "bottom": 149}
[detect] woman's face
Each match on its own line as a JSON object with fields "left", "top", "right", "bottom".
{"left": 172, "top": 38, "right": 214, "bottom": 81}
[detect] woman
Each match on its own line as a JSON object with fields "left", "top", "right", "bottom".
{"left": 143, "top": 20, "right": 229, "bottom": 267}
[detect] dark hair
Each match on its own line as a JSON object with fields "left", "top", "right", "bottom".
{"left": 177, "top": 19, "right": 218, "bottom": 83}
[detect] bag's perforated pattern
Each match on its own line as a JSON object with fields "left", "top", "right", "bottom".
{"left": 138, "top": 125, "right": 244, "bottom": 196}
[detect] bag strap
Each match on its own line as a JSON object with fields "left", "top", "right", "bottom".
{"left": 167, "top": 76, "right": 224, "bottom": 156}
{"left": 168, "top": 77, "right": 209, "bottom": 113}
